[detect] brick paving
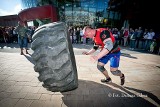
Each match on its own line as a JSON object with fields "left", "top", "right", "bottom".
{"left": 0, "top": 44, "right": 160, "bottom": 107}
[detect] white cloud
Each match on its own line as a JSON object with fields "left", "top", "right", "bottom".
{"left": 14, "top": 4, "right": 22, "bottom": 13}
{"left": 0, "top": 4, "right": 22, "bottom": 16}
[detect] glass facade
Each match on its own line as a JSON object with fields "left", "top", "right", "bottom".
{"left": 21, "top": 0, "right": 121, "bottom": 28}
{"left": 21, "top": 0, "right": 38, "bottom": 8}
{"left": 64, "top": 0, "right": 109, "bottom": 27}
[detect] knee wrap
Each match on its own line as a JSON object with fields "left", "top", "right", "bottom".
{"left": 97, "top": 65, "right": 106, "bottom": 72}
{"left": 111, "top": 70, "right": 121, "bottom": 76}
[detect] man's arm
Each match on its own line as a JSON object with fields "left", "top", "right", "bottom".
{"left": 82, "top": 44, "right": 99, "bottom": 55}
{"left": 96, "top": 38, "right": 113, "bottom": 59}
{"left": 82, "top": 48, "right": 96, "bottom": 55}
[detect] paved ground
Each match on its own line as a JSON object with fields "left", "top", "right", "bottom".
{"left": 0, "top": 43, "right": 160, "bottom": 107}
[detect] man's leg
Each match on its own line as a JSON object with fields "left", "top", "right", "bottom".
{"left": 109, "top": 52, "right": 125, "bottom": 85}
{"left": 97, "top": 62, "right": 112, "bottom": 83}
{"left": 18, "top": 37, "right": 24, "bottom": 55}
{"left": 20, "top": 48, "right": 24, "bottom": 55}
{"left": 23, "top": 37, "right": 29, "bottom": 54}
{"left": 110, "top": 67, "right": 125, "bottom": 85}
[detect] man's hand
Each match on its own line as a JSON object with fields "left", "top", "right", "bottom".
{"left": 82, "top": 48, "right": 96, "bottom": 55}
{"left": 82, "top": 51, "right": 88, "bottom": 55}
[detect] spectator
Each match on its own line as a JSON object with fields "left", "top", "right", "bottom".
{"left": 123, "top": 28, "right": 129, "bottom": 47}
{"left": 129, "top": 29, "right": 137, "bottom": 50}
{"left": 14, "top": 21, "right": 31, "bottom": 55}
{"left": 136, "top": 27, "right": 143, "bottom": 48}
{"left": 119, "top": 27, "right": 124, "bottom": 45}
{"left": 144, "top": 29, "right": 155, "bottom": 51}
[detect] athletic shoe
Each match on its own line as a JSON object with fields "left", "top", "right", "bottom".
{"left": 101, "top": 77, "right": 112, "bottom": 83}
{"left": 120, "top": 74, "right": 125, "bottom": 85}
{"left": 20, "top": 52, "right": 24, "bottom": 55}
{"left": 26, "top": 51, "right": 29, "bottom": 54}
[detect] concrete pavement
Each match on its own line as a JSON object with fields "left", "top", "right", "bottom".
{"left": 0, "top": 43, "right": 160, "bottom": 107}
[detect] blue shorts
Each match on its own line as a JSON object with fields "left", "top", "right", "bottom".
{"left": 98, "top": 51, "right": 121, "bottom": 68}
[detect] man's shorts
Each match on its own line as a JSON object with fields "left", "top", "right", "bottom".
{"left": 98, "top": 51, "right": 121, "bottom": 68}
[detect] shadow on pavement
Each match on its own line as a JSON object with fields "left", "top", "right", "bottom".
{"left": 121, "top": 53, "right": 137, "bottom": 59}
{"left": 119, "top": 46, "right": 157, "bottom": 55}
{"left": 60, "top": 80, "right": 157, "bottom": 107}
{"left": 24, "top": 54, "right": 35, "bottom": 65}
{"left": 124, "top": 86, "right": 160, "bottom": 105}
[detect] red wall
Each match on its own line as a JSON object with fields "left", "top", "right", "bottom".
{"left": 18, "top": 5, "right": 58, "bottom": 23}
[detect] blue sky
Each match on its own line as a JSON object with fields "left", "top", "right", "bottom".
{"left": 0, "top": 0, "right": 23, "bottom": 16}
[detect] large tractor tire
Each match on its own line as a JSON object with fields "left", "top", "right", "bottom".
{"left": 31, "top": 22, "right": 78, "bottom": 92}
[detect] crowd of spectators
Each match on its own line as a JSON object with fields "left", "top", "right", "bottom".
{"left": 111, "top": 26, "right": 160, "bottom": 55}
{"left": 0, "top": 25, "right": 160, "bottom": 55}
{"left": 68, "top": 26, "right": 160, "bottom": 55}
{"left": 0, "top": 26, "right": 36, "bottom": 44}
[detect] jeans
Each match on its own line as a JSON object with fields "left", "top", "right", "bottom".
{"left": 18, "top": 36, "right": 28, "bottom": 49}
{"left": 145, "top": 39, "right": 152, "bottom": 51}
{"left": 130, "top": 40, "right": 136, "bottom": 49}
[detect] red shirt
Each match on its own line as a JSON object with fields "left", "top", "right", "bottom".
{"left": 93, "top": 28, "right": 120, "bottom": 53}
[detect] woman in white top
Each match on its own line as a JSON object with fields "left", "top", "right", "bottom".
{"left": 144, "top": 29, "right": 155, "bottom": 51}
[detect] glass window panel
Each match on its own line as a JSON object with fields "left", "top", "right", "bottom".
{"left": 97, "top": 0, "right": 104, "bottom": 9}
{"left": 81, "top": 1, "right": 89, "bottom": 8}
{"left": 114, "top": 12, "right": 118, "bottom": 20}
{"left": 89, "top": 0, "right": 96, "bottom": 8}
{"left": 82, "top": 7, "right": 89, "bottom": 11}
{"left": 109, "top": 11, "right": 114, "bottom": 19}
{"left": 89, "top": 8, "right": 96, "bottom": 12}
{"left": 65, "top": 3, "right": 72, "bottom": 7}
{"left": 104, "top": 0, "right": 108, "bottom": 7}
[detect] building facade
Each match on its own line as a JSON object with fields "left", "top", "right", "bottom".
{"left": 21, "top": 0, "right": 122, "bottom": 28}
{"left": 108, "top": 0, "right": 160, "bottom": 32}
{"left": 0, "top": 15, "right": 19, "bottom": 27}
